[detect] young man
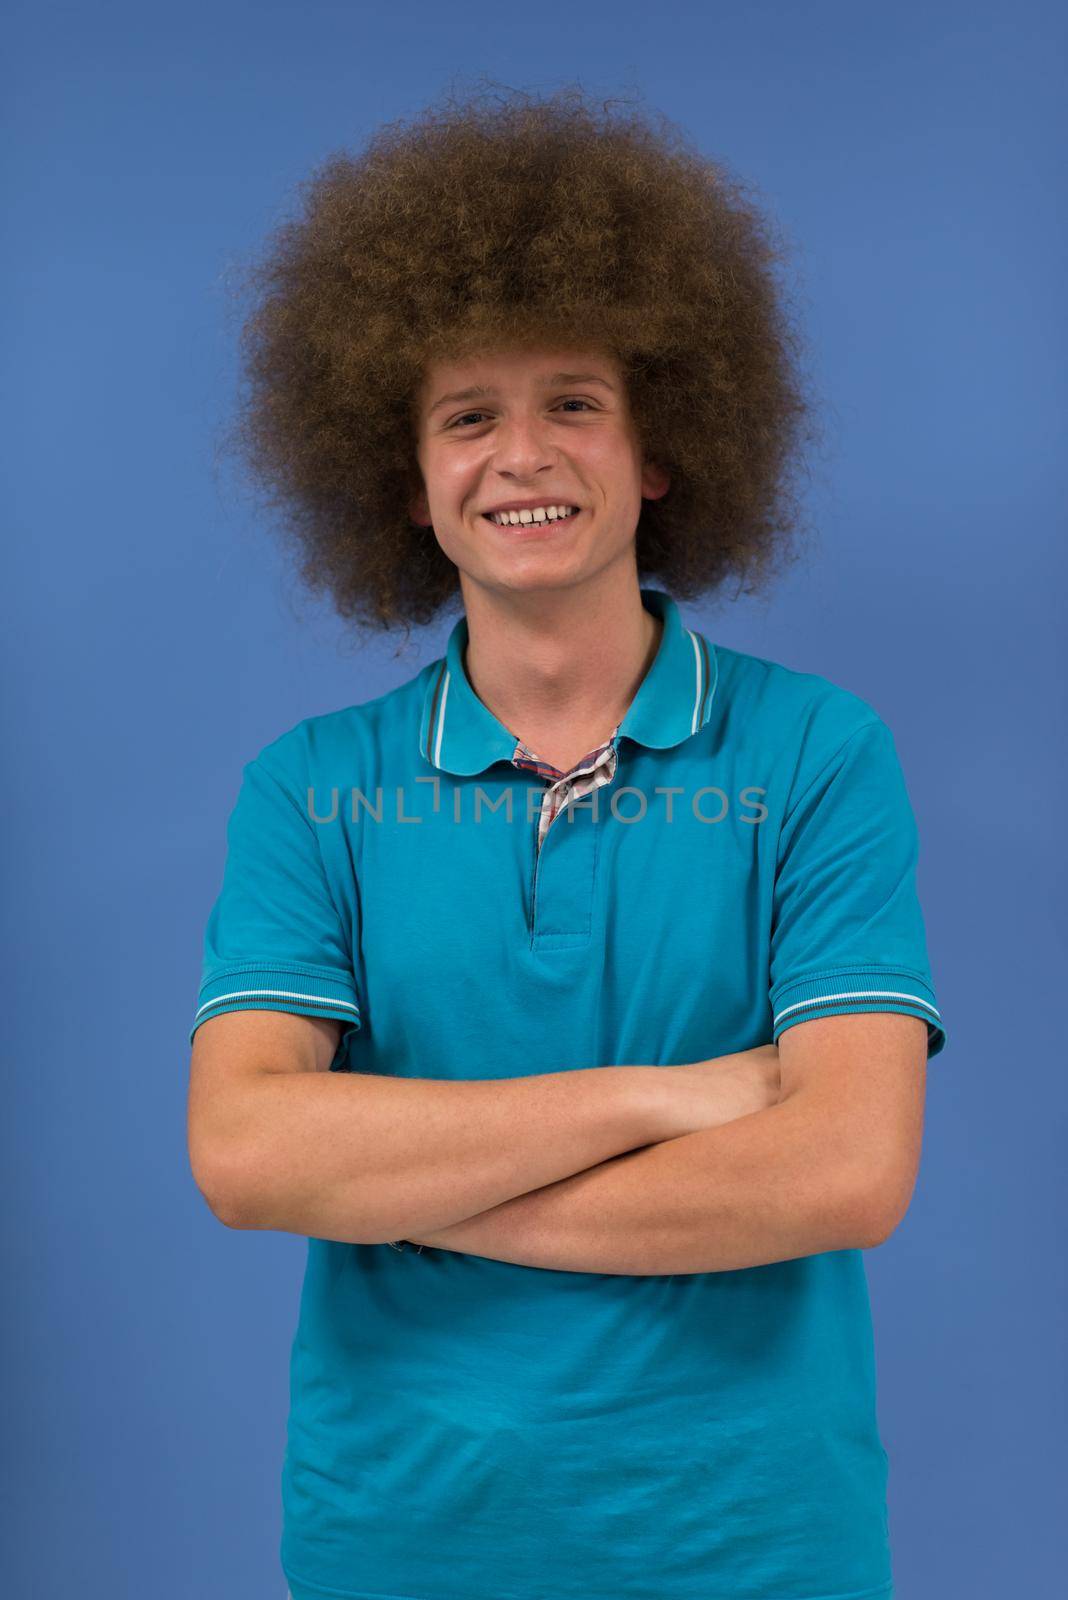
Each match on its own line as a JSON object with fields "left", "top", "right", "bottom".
{"left": 188, "top": 87, "right": 945, "bottom": 1600}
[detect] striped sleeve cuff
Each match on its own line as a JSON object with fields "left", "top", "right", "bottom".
{"left": 770, "top": 965, "right": 945, "bottom": 1058}
{"left": 189, "top": 960, "right": 362, "bottom": 1046}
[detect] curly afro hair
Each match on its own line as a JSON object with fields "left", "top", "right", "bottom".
{"left": 222, "top": 79, "right": 822, "bottom": 637}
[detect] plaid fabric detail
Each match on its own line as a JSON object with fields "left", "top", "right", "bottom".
{"left": 512, "top": 724, "right": 621, "bottom": 853}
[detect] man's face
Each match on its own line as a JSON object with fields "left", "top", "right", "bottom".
{"left": 410, "top": 345, "right": 669, "bottom": 599}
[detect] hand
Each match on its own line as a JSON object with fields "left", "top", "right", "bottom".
{"left": 399, "top": 1045, "right": 782, "bottom": 1251}
{"left": 656, "top": 1043, "right": 781, "bottom": 1136}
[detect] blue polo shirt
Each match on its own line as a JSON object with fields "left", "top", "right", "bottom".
{"left": 191, "top": 585, "right": 945, "bottom": 1600}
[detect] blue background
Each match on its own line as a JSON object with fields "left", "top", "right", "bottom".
{"left": 6, "top": 2, "right": 1063, "bottom": 1595}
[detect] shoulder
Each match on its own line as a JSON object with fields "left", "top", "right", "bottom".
{"left": 706, "top": 639, "right": 893, "bottom": 793}
{"left": 712, "top": 639, "right": 885, "bottom": 741}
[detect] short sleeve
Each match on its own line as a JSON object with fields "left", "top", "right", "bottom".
{"left": 769, "top": 716, "right": 946, "bottom": 1058}
{"left": 189, "top": 752, "right": 362, "bottom": 1062}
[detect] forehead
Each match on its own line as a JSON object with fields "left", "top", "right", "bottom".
{"left": 418, "top": 344, "right": 622, "bottom": 403}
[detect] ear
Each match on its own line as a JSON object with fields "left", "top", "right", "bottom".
{"left": 641, "top": 460, "right": 670, "bottom": 502}
{"left": 409, "top": 487, "right": 431, "bottom": 526}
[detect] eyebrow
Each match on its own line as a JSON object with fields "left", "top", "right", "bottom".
{"left": 427, "top": 372, "right": 615, "bottom": 416}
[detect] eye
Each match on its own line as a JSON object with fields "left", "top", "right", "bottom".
{"left": 446, "top": 398, "right": 596, "bottom": 429}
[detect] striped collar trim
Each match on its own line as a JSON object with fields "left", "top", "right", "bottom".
{"left": 419, "top": 587, "right": 718, "bottom": 777}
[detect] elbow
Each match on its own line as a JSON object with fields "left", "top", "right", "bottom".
{"left": 862, "top": 1202, "right": 911, "bottom": 1250}
{"left": 189, "top": 1145, "right": 262, "bottom": 1230}
{"left": 200, "top": 1181, "right": 253, "bottom": 1231}
{"left": 197, "top": 1184, "right": 247, "bottom": 1230}
{"left": 855, "top": 1169, "right": 918, "bottom": 1250}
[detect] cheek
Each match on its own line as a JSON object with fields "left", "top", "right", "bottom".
{"left": 423, "top": 507, "right": 483, "bottom": 571}
{"left": 585, "top": 433, "right": 643, "bottom": 483}
{"left": 425, "top": 519, "right": 462, "bottom": 560}
{"left": 426, "top": 450, "right": 482, "bottom": 505}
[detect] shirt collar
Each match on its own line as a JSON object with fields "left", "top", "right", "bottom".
{"left": 419, "top": 587, "right": 718, "bottom": 777}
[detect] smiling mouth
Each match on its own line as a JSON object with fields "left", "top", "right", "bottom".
{"left": 482, "top": 508, "right": 582, "bottom": 532}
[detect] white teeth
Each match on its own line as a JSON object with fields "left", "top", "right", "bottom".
{"left": 486, "top": 504, "right": 578, "bottom": 526}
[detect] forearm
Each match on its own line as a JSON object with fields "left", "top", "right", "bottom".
{"left": 406, "top": 1093, "right": 876, "bottom": 1274}
{"left": 230, "top": 1062, "right": 676, "bottom": 1243}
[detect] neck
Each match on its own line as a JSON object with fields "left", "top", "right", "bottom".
{"left": 459, "top": 567, "right": 662, "bottom": 760}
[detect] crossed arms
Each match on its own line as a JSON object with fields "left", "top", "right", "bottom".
{"left": 400, "top": 1012, "right": 927, "bottom": 1272}
{"left": 189, "top": 1007, "right": 926, "bottom": 1275}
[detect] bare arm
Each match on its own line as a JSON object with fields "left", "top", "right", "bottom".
{"left": 188, "top": 1009, "right": 698, "bottom": 1244}
{"left": 403, "top": 1015, "right": 925, "bottom": 1273}
{"left": 401, "top": 1095, "right": 869, "bottom": 1274}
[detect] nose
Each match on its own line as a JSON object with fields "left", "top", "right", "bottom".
{"left": 489, "top": 414, "right": 559, "bottom": 480}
